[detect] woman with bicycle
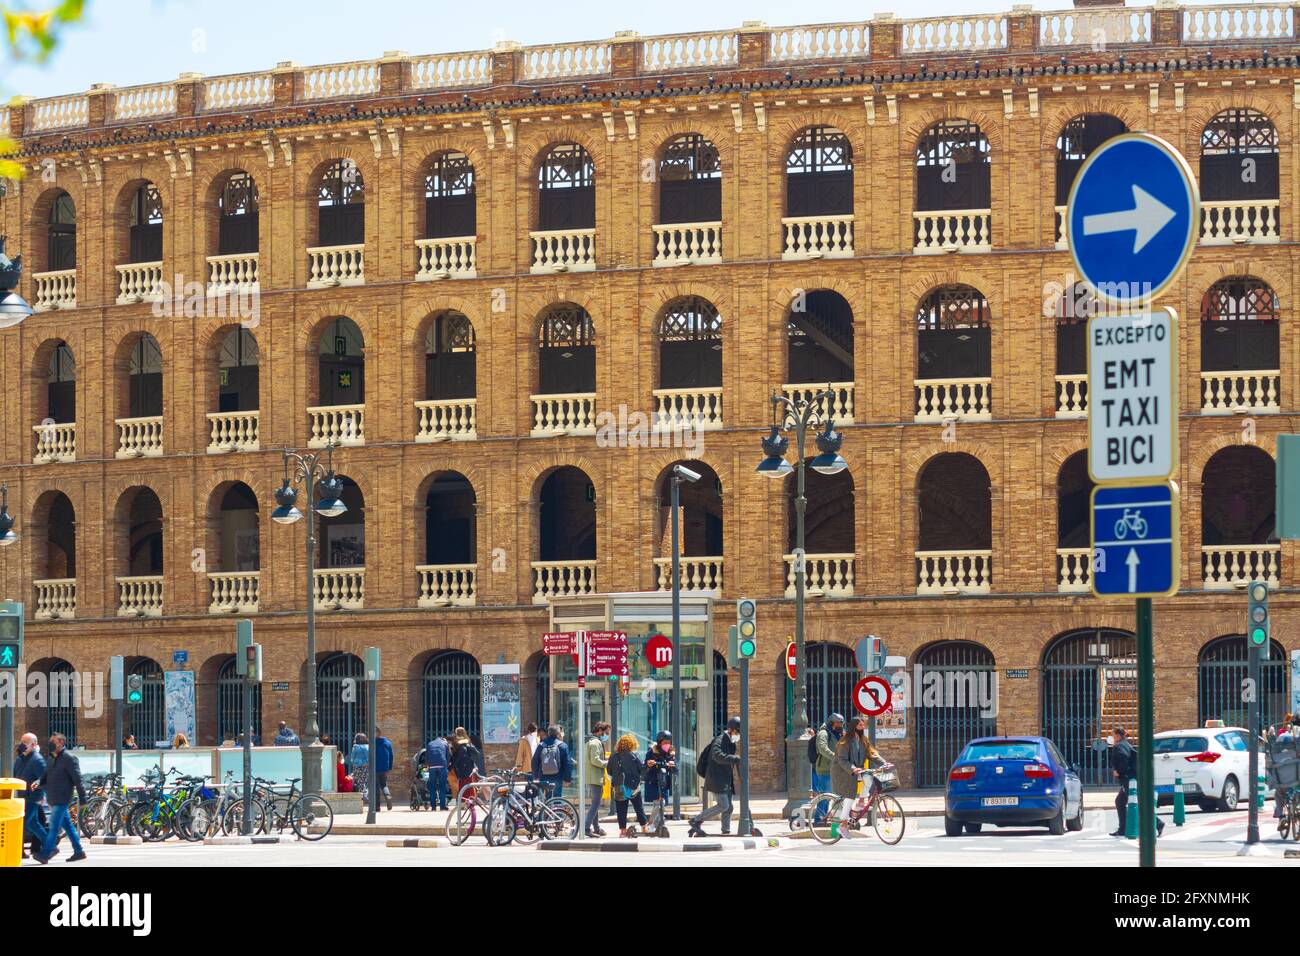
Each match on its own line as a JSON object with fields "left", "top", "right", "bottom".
{"left": 831, "top": 716, "right": 880, "bottom": 823}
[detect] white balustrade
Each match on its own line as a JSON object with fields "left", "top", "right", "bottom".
{"left": 770, "top": 23, "right": 869, "bottom": 61}
{"left": 1055, "top": 374, "right": 1088, "bottom": 418}
{"left": 916, "top": 550, "right": 992, "bottom": 595}
{"left": 652, "top": 222, "right": 722, "bottom": 266}
{"left": 117, "top": 575, "right": 163, "bottom": 617}
{"left": 32, "top": 422, "right": 76, "bottom": 463}
{"left": 530, "top": 393, "right": 596, "bottom": 436}
{"left": 781, "top": 383, "right": 856, "bottom": 426}
{"left": 654, "top": 556, "right": 724, "bottom": 593}
{"left": 1054, "top": 205, "right": 1068, "bottom": 250}
{"left": 653, "top": 387, "right": 723, "bottom": 431}
{"left": 202, "top": 72, "right": 274, "bottom": 111}
{"left": 1057, "top": 548, "right": 1093, "bottom": 594}
{"left": 530, "top": 229, "right": 596, "bottom": 274}
{"left": 32, "top": 269, "right": 76, "bottom": 311}
{"left": 642, "top": 31, "right": 737, "bottom": 71}
{"left": 208, "top": 572, "right": 260, "bottom": 614}
{"left": 207, "top": 411, "right": 260, "bottom": 452}
{"left": 1039, "top": 8, "right": 1150, "bottom": 47}
{"left": 416, "top": 398, "right": 477, "bottom": 441}
{"left": 308, "top": 404, "right": 365, "bottom": 447}
{"left": 115, "top": 261, "right": 164, "bottom": 303}
{"left": 1202, "top": 545, "right": 1281, "bottom": 589}
{"left": 1184, "top": 4, "right": 1294, "bottom": 41}
{"left": 1200, "top": 200, "right": 1280, "bottom": 244}
{"left": 415, "top": 236, "right": 477, "bottom": 279}
{"left": 915, "top": 378, "right": 992, "bottom": 422}
{"left": 417, "top": 564, "right": 477, "bottom": 607}
{"left": 782, "top": 215, "right": 854, "bottom": 260}
{"left": 115, "top": 416, "right": 163, "bottom": 458}
{"left": 913, "top": 209, "right": 992, "bottom": 253}
{"left": 34, "top": 579, "right": 76, "bottom": 620}
{"left": 531, "top": 560, "right": 597, "bottom": 604}
{"left": 783, "top": 553, "right": 855, "bottom": 598}
{"left": 409, "top": 52, "right": 492, "bottom": 89}
{"left": 30, "top": 94, "right": 88, "bottom": 131}
{"left": 112, "top": 83, "right": 176, "bottom": 120}
{"left": 900, "top": 14, "right": 1006, "bottom": 53}
{"left": 301, "top": 61, "right": 380, "bottom": 99}
{"left": 1200, "top": 370, "right": 1280, "bottom": 414}
{"left": 206, "top": 253, "right": 259, "bottom": 295}
{"left": 307, "top": 244, "right": 365, "bottom": 287}
{"left": 519, "top": 42, "right": 610, "bottom": 79}
{"left": 314, "top": 568, "right": 365, "bottom": 609}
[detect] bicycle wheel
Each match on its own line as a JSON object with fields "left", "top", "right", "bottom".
{"left": 807, "top": 794, "right": 846, "bottom": 845}
{"left": 221, "top": 798, "right": 267, "bottom": 836}
{"left": 80, "top": 797, "right": 110, "bottom": 837}
{"left": 870, "top": 794, "right": 906, "bottom": 845}
{"left": 538, "top": 798, "right": 578, "bottom": 840}
{"left": 1290, "top": 793, "right": 1300, "bottom": 842}
{"left": 445, "top": 798, "right": 477, "bottom": 845}
{"left": 188, "top": 799, "right": 221, "bottom": 840}
{"left": 129, "top": 802, "right": 169, "bottom": 842}
{"left": 483, "top": 798, "right": 516, "bottom": 846}
{"left": 290, "top": 794, "right": 333, "bottom": 841}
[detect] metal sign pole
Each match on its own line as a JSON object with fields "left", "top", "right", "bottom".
{"left": 1247, "top": 633, "right": 1262, "bottom": 844}
{"left": 242, "top": 675, "right": 253, "bottom": 835}
{"left": 1136, "top": 597, "right": 1155, "bottom": 867}
{"left": 577, "top": 631, "right": 586, "bottom": 841}
{"left": 738, "top": 656, "right": 753, "bottom": 836}
{"left": 366, "top": 674, "right": 378, "bottom": 825}
{"left": 115, "top": 698, "right": 124, "bottom": 780}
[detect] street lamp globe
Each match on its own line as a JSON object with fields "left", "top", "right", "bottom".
{"left": 315, "top": 473, "right": 347, "bottom": 518}
{"left": 270, "top": 479, "right": 303, "bottom": 524}
{"left": 810, "top": 422, "right": 847, "bottom": 475}
{"left": 756, "top": 425, "right": 793, "bottom": 477}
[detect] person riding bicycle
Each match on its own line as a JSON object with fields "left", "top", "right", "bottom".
{"left": 831, "top": 716, "right": 883, "bottom": 825}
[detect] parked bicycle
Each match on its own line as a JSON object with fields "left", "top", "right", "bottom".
{"left": 482, "top": 769, "right": 578, "bottom": 846}
{"left": 221, "top": 776, "right": 334, "bottom": 840}
{"left": 805, "top": 763, "right": 906, "bottom": 846}
{"left": 444, "top": 773, "right": 505, "bottom": 845}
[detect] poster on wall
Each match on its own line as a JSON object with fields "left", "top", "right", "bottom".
{"left": 1291, "top": 650, "right": 1300, "bottom": 718}
{"left": 874, "top": 658, "right": 908, "bottom": 741}
{"left": 165, "top": 670, "right": 196, "bottom": 745}
{"left": 482, "top": 664, "right": 521, "bottom": 745}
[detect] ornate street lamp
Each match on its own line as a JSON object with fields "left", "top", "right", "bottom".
{"left": 0, "top": 238, "right": 33, "bottom": 330}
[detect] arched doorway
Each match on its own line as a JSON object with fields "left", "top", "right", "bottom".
{"left": 422, "top": 651, "right": 482, "bottom": 743}
{"left": 125, "top": 657, "right": 165, "bottom": 748}
{"left": 1041, "top": 629, "right": 1136, "bottom": 786}
{"left": 217, "top": 656, "right": 263, "bottom": 745}
{"left": 914, "top": 641, "right": 997, "bottom": 788}
{"left": 806, "top": 642, "right": 857, "bottom": 732}
{"left": 318, "top": 653, "right": 366, "bottom": 753}
{"left": 1198, "top": 635, "right": 1286, "bottom": 730}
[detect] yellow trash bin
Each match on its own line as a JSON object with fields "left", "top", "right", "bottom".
{"left": 0, "top": 777, "right": 29, "bottom": 868}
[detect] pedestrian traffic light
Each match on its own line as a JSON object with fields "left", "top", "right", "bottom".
{"left": 245, "top": 643, "right": 263, "bottom": 683}
{"left": 1248, "top": 580, "right": 1270, "bottom": 659}
{"left": 0, "top": 601, "right": 22, "bottom": 672}
{"left": 126, "top": 673, "right": 144, "bottom": 706}
{"left": 734, "top": 598, "right": 757, "bottom": 663}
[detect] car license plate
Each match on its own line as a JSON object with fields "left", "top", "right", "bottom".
{"left": 981, "top": 797, "right": 1018, "bottom": 807}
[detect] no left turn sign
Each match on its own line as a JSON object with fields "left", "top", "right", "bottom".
{"left": 854, "top": 675, "right": 892, "bottom": 718}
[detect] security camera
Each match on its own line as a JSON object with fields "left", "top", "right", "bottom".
{"left": 672, "top": 464, "right": 702, "bottom": 483}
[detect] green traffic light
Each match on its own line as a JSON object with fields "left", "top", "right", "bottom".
{"left": 1251, "top": 626, "right": 1268, "bottom": 645}
{"left": 740, "top": 638, "right": 756, "bottom": 657}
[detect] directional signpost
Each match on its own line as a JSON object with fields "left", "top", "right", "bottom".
{"left": 1072, "top": 132, "right": 1198, "bottom": 870}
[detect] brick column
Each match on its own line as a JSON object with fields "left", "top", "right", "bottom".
{"left": 175, "top": 73, "right": 202, "bottom": 116}
{"left": 610, "top": 32, "right": 639, "bottom": 78}
{"left": 272, "top": 61, "right": 300, "bottom": 106}
{"left": 86, "top": 84, "right": 111, "bottom": 128}
{"left": 870, "top": 13, "right": 900, "bottom": 60}
{"left": 379, "top": 51, "right": 406, "bottom": 96}
{"left": 738, "top": 22, "right": 768, "bottom": 70}
{"left": 1008, "top": 5, "right": 1037, "bottom": 52}
{"left": 1152, "top": 0, "right": 1182, "bottom": 46}
{"left": 492, "top": 41, "right": 521, "bottom": 85}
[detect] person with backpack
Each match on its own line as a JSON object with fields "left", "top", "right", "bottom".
{"left": 450, "top": 729, "right": 481, "bottom": 797}
{"left": 608, "top": 733, "right": 649, "bottom": 837}
{"left": 583, "top": 722, "right": 611, "bottom": 837}
{"left": 531, "top": 724, "right": 572, "bottom": 798}
{"left": 1109, "top": 725, "right": 1163, "bottom": 838}
{"left": 810, "top": 713, "right": 844, "bottom": 824}
{"left": 688, "top": 715, "right": 742, "bottom": 837}
{"left": 424, "top": 732, "right": 451, "bottom": 811}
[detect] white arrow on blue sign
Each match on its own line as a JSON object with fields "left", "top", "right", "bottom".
{"left": 1090, "top": 481, "right": 1179, "bottom": 599}
{"left": 1068, "top": 133, "right": 1200, "bottom": 308}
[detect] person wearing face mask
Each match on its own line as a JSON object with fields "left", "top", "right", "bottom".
{"left": 583, "top": 722, "right": 611, "bottom": 837}
{"left": 14, "top": 732, "right": 47, "bottom": 858}
{"left": 811, "top": 714, "right": 845, "bottom": 824}
{"left": 644, "top": 730, "right": 677, "bottom": 805}
{"left": 688, "top": 715, "right": 743, "bottom": 837}
{"left": 32, "top": 732, "right": 87, "bottom": 864}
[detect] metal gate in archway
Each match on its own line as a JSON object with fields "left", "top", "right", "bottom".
{"left": 806, "top": 643, "right": 857, "bottom": 730}
{"left": 45, "top": 660, "right": 78, "bottom": 747}
{"left": 915, "top": 641, "right": 997, "bottom": 788}
{"left": 217, "top": 657, "right": 263, "bottom": 745}
{"left": 125, "top": 658, "right": 165, "bottom": 748}
{"left": 423, "top": 651, "right": 481, "bottom": 742}
{"left": 319, "top": 653, "right": 366, "bottom": 753}
{"left": 1198, "top": 635, "right": 1287, "bottom": 730}
{"left": 713, "top": 651, "right": 728, "bottom": 736}
{"left": 1042, "top": 629, "right": 1136, "bottom": 787}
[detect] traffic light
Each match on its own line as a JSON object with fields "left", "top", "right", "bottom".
{"left": 1248, "top": 580, "right": 1270, "bottom": 659}
{"left": 126, "top": 673, "right": 144, "bottom": 706}
{"left": 733, "top": 598, "right": 757, "bottom": 664}
{"left": 245, "top": 643, "right": 263, "bottom": 683}
{"left": 0, "top": 601, "right": 22, "bottom": 672}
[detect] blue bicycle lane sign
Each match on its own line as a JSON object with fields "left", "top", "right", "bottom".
{"left": 1090, "top": 482, "right": 1179, "bottom": 598}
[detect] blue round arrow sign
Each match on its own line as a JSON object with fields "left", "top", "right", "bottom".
{"left": 1067, "top": 133, "right": 1199, "bottom": 308}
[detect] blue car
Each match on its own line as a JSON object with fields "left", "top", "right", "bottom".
{"left": 944, "top": 736, "right": 1084, "bottom": 836}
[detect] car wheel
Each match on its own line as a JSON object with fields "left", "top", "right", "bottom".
{"left": 1067, "top": 799, "right": 1085, "bottom": 832}
{"left": 1216, "top": 776, "right": 1240, "bottom": 813}
{"left": 964, "top": 822, "right": 982, "bottom": 834}
{"left": 1048, "top": 802, "right": 1067, "bottom": 835}
{"left": 944, "top": 815, "right": 963, "bottom": 837}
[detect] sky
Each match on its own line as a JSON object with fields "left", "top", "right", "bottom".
{"left": 0, "top": 0, "right": 1240, "bottom": 101}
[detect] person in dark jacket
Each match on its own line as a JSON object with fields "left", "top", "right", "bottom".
{"left": 375, "top": 731, "right": 395, "bottom": 811}
{"left": 14, "top": 732, "right": 47, "bottom": 857}
{"left": 449, "top": 729, "right": 481, "bottom": 797}
{"left": 1109, "top": 725, "right": 1163, "bottom": 837}
{"left": 608, "top": 733, "right": 648, "bottom": 837}
{"left": 643, "top": 730, "right": 676, "bottom": 805}
{"left": 689, "top": 715, "right": 742, "bottom": 837}
{"left": 33, "top": 733, "right": 86, "bottom": 863}
{"left": 530, "top": 724, "right": 572, "bottom": 799}
{"left": 424, "top": 733, "right": 451, "bottom": 810}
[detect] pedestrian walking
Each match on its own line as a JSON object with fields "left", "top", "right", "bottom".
{"left": 424, "top": 732, "right": 451, "bottom": 810}
{"left": 375, "top": 730, "right": 395, "bottom": 811}
{"left": 274, "top": 721, "right": 300, "bottom": 747}
{"left": 688, "top": 715, "right": 742, "bottom": 837}
{"left": 450, "top": 729, "right": 481, "bottom": 798}
{"left": 32, "top": 733, "right": 86, "bottom": 864}
{"left": 530, "top": 724, "right": 572, "bottom": 799}
{"left": 14, "top": 732, "right": 47, "bottom": 858}
{"left": 1109, "top": 725, "right": 1163, "bottom": 838}
{"left": 608, "top": 733, "right": 649, "bottom": 837}
{"left": 350, "top": 732, "right": 371, "bottom": 802}
{"left": 811, "top": 713, "right": 844, "bottom": 823}
{"left": 514, "top": 722, "right": 539, "bottom": 771}
{"left": 583, "top": 722, "right": 610, "bottom": 837}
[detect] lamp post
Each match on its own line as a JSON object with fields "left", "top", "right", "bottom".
{"left": 269, "top": 444, "right": 347, "bottom": 797}
{"left": 668, "top": 463, "right": 701, "bottom": 820}
{"left": 0, "top": 484, "right": 16, "bottom": 776}
{"left": 756, "top": 390, "right": 846, "bottom": 816}
{"left": 0, "top": 238, "right": 34, "bottom": 330}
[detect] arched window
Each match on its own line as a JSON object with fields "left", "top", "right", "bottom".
{"left": 659, "top": 134, "right": 721, "bottom": 224}
{"left": 128, "top": 184, "right": 163, "bottom": 263}
{"left": 215, "top": 482, "right": 259, "bottom": 573}
{"left": 319, "top": 477, "right": 364, "bottom": 570}
{"left": 915, "top": 120, "right": 990, "bottom": 211}
{"left": 785, "top": 126, "right": 852, "bottom": 218}
{"left": 1200, "top": 277, "right": 1279, "bottom": 374}
{"left": 1055, "top": 114, "right": 1126, "bottom": 206}
{"left": 656, "top": 460, "right": 723, "bottom": 565}
{"left": 424, "top": 312, "right": 476, "bottom": 401}
{"left": 914, "top": 641, "right": 997, "bottom": 787}
{"left": 217, "top": 656, "right": 262, "bottom": 745}
{"left": 537, "top": 143, "right": 595, "bottom": 231}
{"left": 423, "top": 473, "right": 476, "bottom": 566}
{"left": 538, "top": 466, "right": 596, "bottom": 561}
{"left": 1200, "top": 108, "right": 1278, "bottom": 202}
{"left": 1198, "top": 635, "right": 1286, "bottom": 730}
{"left": 318, "top": 653, "right": 366, "bottom": 753}
{"left": 47, "top": 191, "right": 76, "bottom": 271}
{"left": 318, "top": 317, "right": 365, "bottom": 407}
{"left": 124, "top": 488, "right": 164, "bottom": 576}
{"left": 125, "top": 658, "right": 165, "bottom": 748}
{"left": 218, "top": 171, "right": 259, "bottom": 255}
{"left": 423, "top": 651, "right": 482, "bottom": 743}
{"left": 127, "top": 334, "right": 163, "bottom": 419}
{"left": 46, "top": 660, "right": 78, "bottom": 745}
{"left": 806, "top": 643, "right": 857, "bottom": 731}
{"left": 657, "top": 296, "right": 721, "bottom": 390}
{"left": 917, "top": 453, "right": 992, "bottom": 551}
{"left": 35, "top": 491, "right": 75, "bottom": 583}
{"left": 1056, "top": 451, "right": 1093, "bottom": 549}
{"left": 46, "top": 340, "right": 75, "bottom": 424}
{"left": 916, "top": 285, "right": 991, "bottom": 380}
{"left": 1201, "top": 446, "right": 1275, "bottom": 547}
{"left": 787, "top": 468, "right": 854, "bottom": 555}
{"left": 537, "top": 304, "right": 595, "bottom": 394}
{"left": 317, "top": 160, "right": 365, "bottom": 247}
{"left": 218, "top": 327, "right": 259, "bottom": 413}
{"left": 425, "top": 151, "right": 476, "bottom": 238}
{"left": 787, "top": 290, "right": 854, "bottom": 386}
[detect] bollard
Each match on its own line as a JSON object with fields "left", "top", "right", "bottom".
{"left": 1259, "top": 770, "right": 1267, "bottom": 810}
{"left": 1172, "top": 769, "right": 1185, "bottom": 826}
{"left": 1125, "top": 777, "right": 1139, "bottom": 839}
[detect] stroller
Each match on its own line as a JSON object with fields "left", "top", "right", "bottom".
{"left": 408, "top": 749, "right": 432, "bottom": 811}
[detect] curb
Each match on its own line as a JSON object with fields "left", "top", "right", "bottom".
{"left": 386, "top": 837, "right": 442, "bottom": 848}
{"left": 204, "top": 835, "right": 284, "bottom": 845}
{"left": 538, "top": 837, "right": 789, "bottom": 852}
{"left": 89, "top": 835, "right": 143, "bottom": 845}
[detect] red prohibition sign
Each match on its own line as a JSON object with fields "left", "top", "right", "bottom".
{"left": 853, "top": 675, "right": 892, "bottom": 718}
